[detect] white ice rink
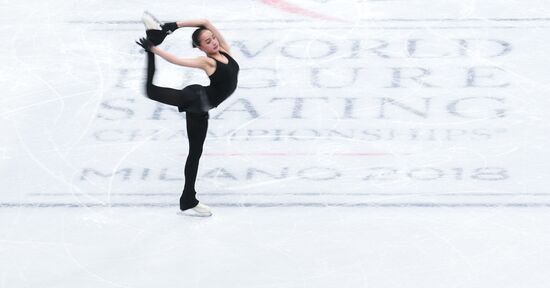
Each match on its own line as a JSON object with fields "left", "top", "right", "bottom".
{"left": 2, "top": 0, "right": 550, "bottom": 287}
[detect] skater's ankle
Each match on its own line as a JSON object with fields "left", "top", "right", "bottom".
{"left": 178, "top": 202, "right": 212, "bottom": 217}
{"left": 179, "top": 199, "right": 199, "bottom": 211}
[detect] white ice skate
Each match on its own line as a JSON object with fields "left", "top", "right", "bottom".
{"left": 142, "top": 11, "right": 162, "bottom": 31}
{"left": 178, "top": 203, "right": 213, "bottom": 217}
{"left": 141, "top": 11, "right": 169, "bottom": 45}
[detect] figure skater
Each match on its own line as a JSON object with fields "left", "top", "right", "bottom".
{"left": 136, "top": 12, "right": 240, "bottom": 217}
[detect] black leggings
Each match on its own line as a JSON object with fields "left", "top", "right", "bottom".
{"left": 145, "top": 52, "right": 209, "bottom": 210}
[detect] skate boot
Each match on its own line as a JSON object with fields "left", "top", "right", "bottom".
{"left": 142, "top": 11, "right": 167, "bottom": 45}
{"left": 179, "top": 203, "right": 213, "bottom": 217}
{"left": 142, "top": 10, "right": 162, "bottom": 30}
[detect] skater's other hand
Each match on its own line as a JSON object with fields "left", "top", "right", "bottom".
{"left": 161, "top": 22, "right": 179, "bottom": 34}
{"left": 135, "top": 37, "right": 154, "bottom": 51}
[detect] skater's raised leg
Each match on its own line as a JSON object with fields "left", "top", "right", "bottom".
{"left": 144, "top": 51, "right": 184, "bottom": 106}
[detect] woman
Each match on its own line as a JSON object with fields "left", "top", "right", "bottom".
{"left": 136, "top": 12, "right": 240, "bottom": 217}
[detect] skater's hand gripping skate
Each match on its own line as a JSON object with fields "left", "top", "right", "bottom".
{"left": 135, "top": 37, "right": 154, "bottom": 51}
{"left": 161, "top": 22, "right": 179, "bottom": 34}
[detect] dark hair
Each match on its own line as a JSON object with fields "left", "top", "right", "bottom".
{"left": 191, "top": 27, "right": 207, "bottom": 48}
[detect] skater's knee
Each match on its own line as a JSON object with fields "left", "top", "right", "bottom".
{"left": 188, "top": 147, "right": 204, "bottom": 157}
{"left": 146, "top": 85, "right": 153, "bottom": 99}
{"left": 145, "top": 84, "right": 159, "bottom": 100}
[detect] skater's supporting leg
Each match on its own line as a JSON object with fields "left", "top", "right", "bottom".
{"left": 180, "top": 112, "right": 209, "bottom": 210}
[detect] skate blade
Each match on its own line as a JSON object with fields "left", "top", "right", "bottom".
{"left": 177, "top": 210, "right": 213, "bottom": 217}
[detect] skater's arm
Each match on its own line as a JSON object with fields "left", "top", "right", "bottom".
{"left": 176, "top": 19, "right": 231, "bottom": 54}
{"left": 175, "top": 19, "right": 207, "bottom": 28}
{"left": 151, "top": 47, "right": 210, "bottom": 70}
{"left": 202, "top": 20, "right": 231, "bottom": 54}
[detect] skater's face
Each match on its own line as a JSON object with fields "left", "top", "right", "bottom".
{"left": 197, "top": 30, "right": 219, "bottom": 53}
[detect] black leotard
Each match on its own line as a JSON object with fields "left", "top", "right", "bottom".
{"left": 176, "top": 51, "right": 239, "bottom": 113}
{"left": 206, "top": 51, "right": 240, "bottom": 107}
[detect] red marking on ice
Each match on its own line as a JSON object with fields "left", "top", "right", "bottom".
{"left": 261, "top": 0, "right": 346, "bottom": 22}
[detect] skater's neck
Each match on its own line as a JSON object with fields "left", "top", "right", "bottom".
{"left": 207, "top": 51, "right": 228, "bottom": 64}
{"left": 207, "top": 51, "right": 222, "bottom": 58}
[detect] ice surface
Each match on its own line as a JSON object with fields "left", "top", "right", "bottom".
{"left": 2, "top": 0, "right": 550, "bottom": 287}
